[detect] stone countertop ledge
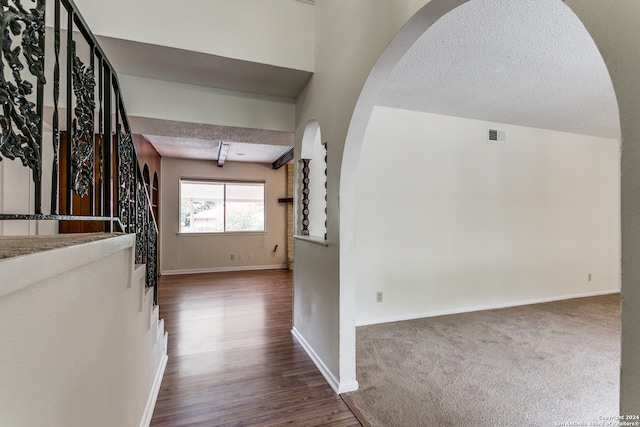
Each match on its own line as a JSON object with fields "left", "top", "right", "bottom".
{"left": 0, "top": 233, "right": 123, "bottom": 260}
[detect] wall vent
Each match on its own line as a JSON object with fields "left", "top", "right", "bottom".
{"left": 488, "top": 128, "right": 506, "bottom": 143}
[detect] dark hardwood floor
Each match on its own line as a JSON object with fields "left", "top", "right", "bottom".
{"left": 150, "top": 269, "right": 361, "bottom": 427}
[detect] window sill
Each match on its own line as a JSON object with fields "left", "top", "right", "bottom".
{"left": 177, "top": 231, "right": 267, "bottom": 237}
{"left": 294, "top": 235, "right": 330, "bottom": 246}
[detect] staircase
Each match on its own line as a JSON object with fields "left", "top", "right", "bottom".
{"left": 0, "top": 1, "right": 167, "bottom": 424}
{"left": 0, "top": 0, "right": 159, "bottom": 303}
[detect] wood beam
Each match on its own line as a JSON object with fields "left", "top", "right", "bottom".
{"left": 272, "top": 148, "right": 294, "bottom": 169}
{"left": 217, "top": 141, "right": 230, "bottom": 167}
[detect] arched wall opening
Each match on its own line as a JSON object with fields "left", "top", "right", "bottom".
{"left": 299, "top": 120, "right": 327, "bottom": 239}
{"left": 339, "top": 0, "right": 631, "bottom": 411}
{"left": 354, "top": 0, "right": 620, "bottom": 325}
{"left": 143, "top": 164, "right": 150, "bottom": 192}
{"left": 152, "top": 172, "right": 159, "bottom": 224}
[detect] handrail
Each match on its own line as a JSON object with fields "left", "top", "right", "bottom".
{"left": 0, "top": 0, "right": 158, "bottom": 303}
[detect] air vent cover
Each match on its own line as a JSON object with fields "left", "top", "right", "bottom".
{"left": 488, "top": 128, "right": 506, "bottom": 143}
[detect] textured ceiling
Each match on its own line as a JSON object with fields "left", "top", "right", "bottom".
{"left": 378, "top": 0, "right": 620, "bottom": 139}
{"left": 100, "top": 0, "right": 620, "bottom": 164}
{"left": 127, "top": 116, "right": 294, "bottom": 163}
{"left": 143, "top": 136, "right": 292, "bottom": 163}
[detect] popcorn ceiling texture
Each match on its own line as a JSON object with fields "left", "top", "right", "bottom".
{"left": 127, "top": 116, "right": 294, "bottom": 162}
{"left": 378, "top": 0, "right": 620, "bottom": 139}
{"left": 128, "top": 116, "right": 294, "bottom": 146}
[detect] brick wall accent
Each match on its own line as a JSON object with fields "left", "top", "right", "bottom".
{"left": 286, "top": 163, "right": 294, "bottom": 269}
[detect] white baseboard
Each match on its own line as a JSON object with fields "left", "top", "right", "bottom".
{"left": 161, "top": 264, "right": 287, "bottom": 276}
{"left": 338, "top": 379, "right": 359, "bottom": 394}
{"left": 139, "top": 352, "right": 168, "bottom": 427}
{"left": 356, "top": 289, "right": 621, "bottom": 327}
{"left": 291, "top": 327, "right": 358, "bottom": 395}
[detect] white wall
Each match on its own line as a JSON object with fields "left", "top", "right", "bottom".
{"left": 0, "top": 235, "right": 166, "bottom": 427}
{"left": 40, "top": 54, "right": 296, "bottom": 133}
{"left": 0, "top": 130, "right": 57, "bottom": 235}
{"left": 0, "top": 157, "right": 33, "bottom": 235}
{"left": 119, "top": 75, "right": 296, "bottom": 132}
{"left": 161, "top": 158, "right": 288, "bottom": 274}
{"left": 51, "top": 0, "right": 314, "bottom": 72}
{"left": 355, "top": 107, "right": 620, "bottom": 325}
{"left": 293, "top": 0, "right": 430, "bottom": 394}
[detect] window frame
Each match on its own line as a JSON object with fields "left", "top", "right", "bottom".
{"left": 178, "top": 178, "right": 266, "bottom": 235}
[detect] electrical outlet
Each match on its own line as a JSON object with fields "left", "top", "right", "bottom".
{"left": 248, "top": 254, "right": 253, "bottom": 261}
{"left": 588, "top": 273, "right": 592, "bottom": 281}
{"left": 376, "top": 291, "right": 383, "bottom": 303}
{"left": 230, "top": 254, "right": 235, "bottom": 260}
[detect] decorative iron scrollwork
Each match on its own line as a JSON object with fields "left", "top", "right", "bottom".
{"left": 118, "top": 132, "right": 134, "bottom": 228}
{"left": 135, "top": 179, "right": 147, "bottom": 264}
{"left": 0, "top": 0, "right": 159, "bottom": 304}
{"left": 0, "top": 0, "right": 46, "bottom": 182}
{"left": 147, "top": 228, "right": 157, "bottom": 289}
{"left": 71, "top": 54, "right": 95, "bottom": 197}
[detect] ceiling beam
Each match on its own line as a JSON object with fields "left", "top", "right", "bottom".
{"left": 217, "top": 141, "right": 230, "bottom": 167}
{"left": 272, "top": 148, "right": 294, "bottom": 169}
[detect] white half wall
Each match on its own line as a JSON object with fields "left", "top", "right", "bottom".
{"left": 160, "top": 158, "right": 288, "bottom": 273}
{"left": 0, "top": 235, "right": 167, "bottom": 427}
{"left": 355, "top": 107, "right": 621, "bottom": 325}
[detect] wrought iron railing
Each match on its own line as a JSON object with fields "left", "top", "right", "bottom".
{"left": 0, "top": 0, "right": 158, "bottom": 303}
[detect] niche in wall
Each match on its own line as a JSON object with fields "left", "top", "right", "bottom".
{"left": 299, "top": 120, "right": 327, "bottom": 239}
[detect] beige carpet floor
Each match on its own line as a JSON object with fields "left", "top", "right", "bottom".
{"left": 343, "top": 294, "right": 620, "bottom": 427}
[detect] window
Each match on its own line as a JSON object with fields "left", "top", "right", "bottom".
{"left": 180, "top": 180, "right": 265, "bottom": 233}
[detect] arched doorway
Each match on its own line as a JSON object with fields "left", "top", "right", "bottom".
{"left": 340, "top": 0, "right": 632, "bottom": 415}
